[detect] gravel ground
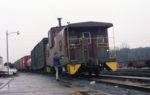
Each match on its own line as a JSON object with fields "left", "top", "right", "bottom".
{"left": 61, "top": 76, "right": 150, "bottom": 95}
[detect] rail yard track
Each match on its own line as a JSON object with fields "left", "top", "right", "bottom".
{"left": 102, "top": 69, "right": 150, "bottom": 77}
{"left": 78, "top": 74, "right": 150, "bottom": 93}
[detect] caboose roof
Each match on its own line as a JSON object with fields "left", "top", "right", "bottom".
{"left": 68, "top": 21, "right": 113, "bottom": 28}
{"left": 49, "top": 21, "right": 113, "bottom": 33}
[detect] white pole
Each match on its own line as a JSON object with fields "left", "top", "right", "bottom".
{"left": 6, "top": 31, "right": 9, "bottom": 74}
{"left": 6, "top": 31, "right": 19, "bottom": 75}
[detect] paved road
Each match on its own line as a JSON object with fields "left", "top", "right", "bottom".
{"left": 0, "top": 73, "right": 74, "bottom": 95}
{"left": 0, "top": 77, "right": 12, "bottom": 89}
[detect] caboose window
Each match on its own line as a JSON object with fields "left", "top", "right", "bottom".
{"left": 83, "top": 32, "right": 91, "bottom": 44}
{"left": 69, "top": 35, "right": 78, "bottom": 44}
{"left": 97, "top": 35, "right": 105, "bottom": 44}
{"left": 53, "top": 31, "right": 59, "bottom": 37}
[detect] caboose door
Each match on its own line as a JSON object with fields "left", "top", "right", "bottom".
{"left": 82, "top": 32, "right": 91, "bottom": 44}
{"left": 82, "top": 32, "right": 93, "bottom": 62}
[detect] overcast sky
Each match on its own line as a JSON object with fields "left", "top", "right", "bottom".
{"left": 0, "top": 0, "right": 150, "bottom": 62}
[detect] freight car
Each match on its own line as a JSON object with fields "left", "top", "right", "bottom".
{"left": 31, "top": 38, "right": 48, "bottom": 71}
{"left": 14, "top": 55, "right": 31, "bottom": 71}
{"left": 46, "top": 19, "right": 117, "bottom": 76}
{"left": 127, "top": 60, "right": 150, "bottom": 68}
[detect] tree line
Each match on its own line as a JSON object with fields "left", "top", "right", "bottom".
{"left": 110, "top": 46, "right": 150, "bottom": 64}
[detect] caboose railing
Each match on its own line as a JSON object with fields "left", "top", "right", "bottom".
{"left": 69, "top": 37, "right": 109, "bottom": 48}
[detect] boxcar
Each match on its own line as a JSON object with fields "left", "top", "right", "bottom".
{"left": 31, "top": 38, "right": 48, "bottom": 71}
{"left": 14, "top": 55, "right": 30, "bottom": 71}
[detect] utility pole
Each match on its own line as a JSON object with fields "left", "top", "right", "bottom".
{"left": 6, "top": 31, "right": 19, "bottom": 74}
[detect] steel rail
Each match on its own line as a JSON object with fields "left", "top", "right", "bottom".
{"left": 78, "top": 75, "right": 150, "bottom": 93}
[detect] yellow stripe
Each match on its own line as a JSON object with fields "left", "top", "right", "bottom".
{"left": 106, "top": 61, "right": 117, "bottom": 71}
{"left": 46, "top": 66, "right": 51, "bottom": 73}
{"left": 66, "top": 64, "right": 81, "bottom": 75}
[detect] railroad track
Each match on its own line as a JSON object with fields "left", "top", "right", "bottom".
{"left": 78, "top": 74, "right": 150, "bottom": 93}
{"left": 102, "top": 69, "right": 150, "bottom": 77}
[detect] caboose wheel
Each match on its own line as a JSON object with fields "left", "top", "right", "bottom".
{"left": 95, "top": 71, "right": 99, "bottom": 77}
{"left": 94, "top": 67, "right": 100, "bottom": 77}
{"left": 88, "top": 69, "right": 92, "bottom": 75}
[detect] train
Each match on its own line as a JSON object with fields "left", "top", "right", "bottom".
{"left": 14, "top": 19, "right": 117, "bottom": 76}
{"left": 15, "top": 55, "right": 31, "bottom": 71}
{"left": 127, "top": 60, "right": 150, "bottom": 68}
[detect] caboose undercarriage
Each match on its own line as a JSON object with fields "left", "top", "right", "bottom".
{"left": 64, "top": 59, "right": 117, "bottom": 76}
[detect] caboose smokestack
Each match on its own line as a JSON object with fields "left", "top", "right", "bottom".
{"left": 57, "top": 18, "right": 62, "bottom": 27}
